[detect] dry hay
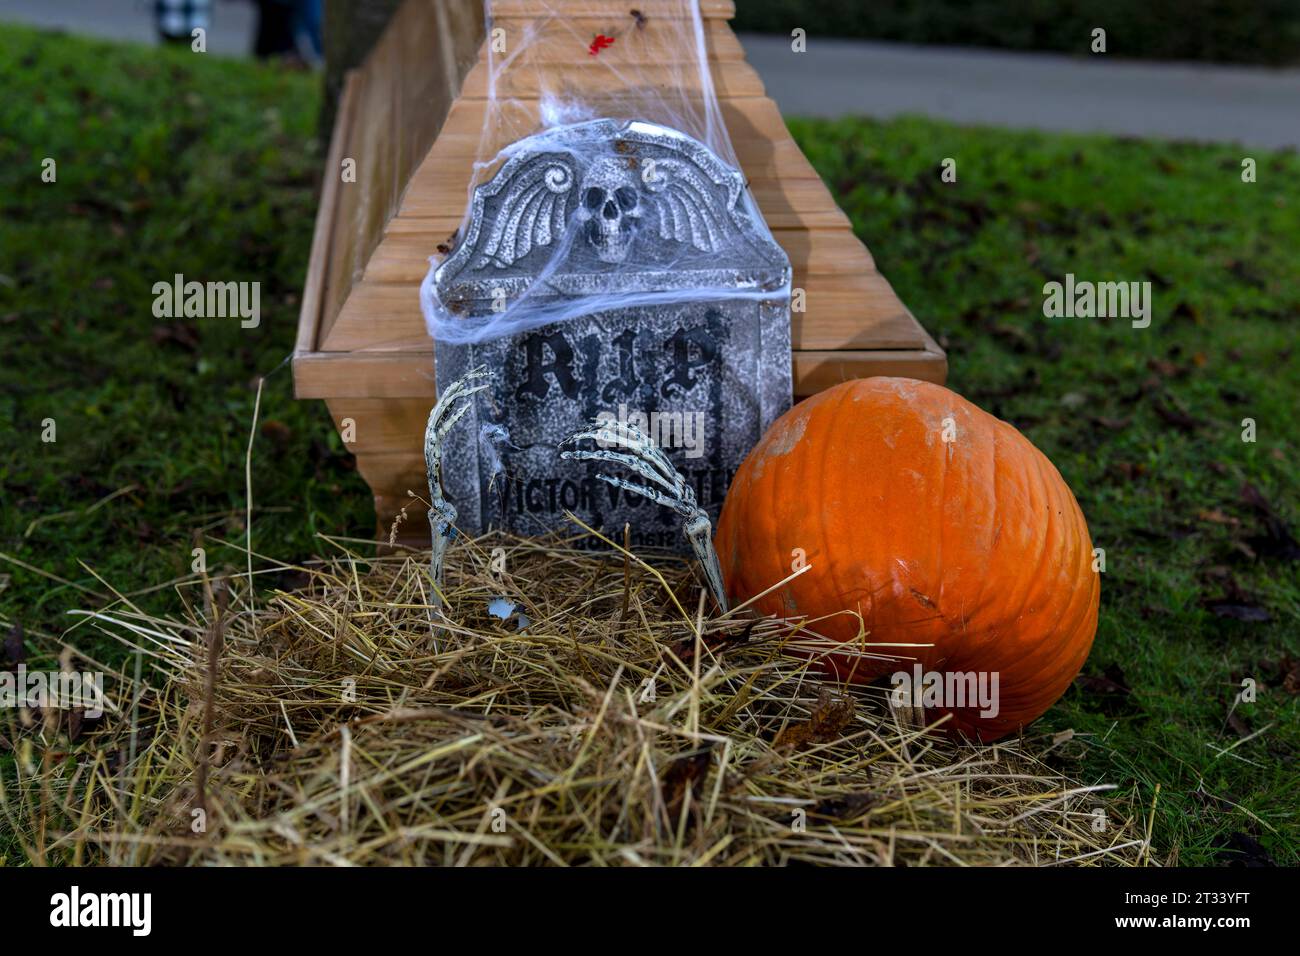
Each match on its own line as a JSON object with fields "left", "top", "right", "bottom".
{"left": 2, "top": 531, "right": 1153, "bottom": 866}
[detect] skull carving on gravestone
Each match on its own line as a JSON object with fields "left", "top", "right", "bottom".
{"left": 577, "top": 157, "right": 642, "bottom": 264}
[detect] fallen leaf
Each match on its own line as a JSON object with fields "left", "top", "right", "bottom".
{"left": 1108, "top": 461, "right": 1146, "bottom": 482}
{"left": 1282, "top": 659, "right": 1300, "bottom": 696}
{"left": 1146, "top": 357, "right": 1183, "bottom": 379}
{"left": 774, "top": 688, "right": 855, "bottom": 749}
{"left": 810, "top": 791, "right": 880, "bottom": 821}
{"left": 260, "top": 419, "right": 293, "bottom": 450}
{"left": 1151, "top": 397, "right": 1204, "bottom": 432}
{"left": 3, "top": 624, "right": 23, "bottom": 666}
{"left": 1230, "top": 540, "right": 1258, "bottom": 561}
{"left": 1073, "top": 664, "right": 1137, "bottom": 717}
{"left": 1145, "top": 270, "right": 1173, "bottom": 291}
{"left": 1134, "top": 523, "right": 1196, "bottom": 542}
{"left": 1075, "top": 665, "right": 1129, "bottom": 696}
{"left": 667, "top": 619, "right": 756, "bottom": 662}
{"left": 1239, "top": 482, "right": 1300, "bottom": 561}
{"left": 1198, "top": 508, "right": 1240, "bottom": 527}
{"left": 1092, "top": 416, "right": 1131, "bottom": 430}
{"left": 662, "top": 745, "right": 712, "bottom": 821}
{"left": 1203, "top": 599, "right": 1271, "bottom": 622}
{"left": 270, "top": 568, "right": 313, "bottom": 592}
{"left": 1238, "top": 656, "right": 1300, "bottom": 695}
{"left": 151, "top": 322, "right": 200, "bottom": 351}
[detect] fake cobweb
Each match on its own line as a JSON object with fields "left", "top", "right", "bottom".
{"left": 420, "top": 0, "right": 789, "bottom": 345}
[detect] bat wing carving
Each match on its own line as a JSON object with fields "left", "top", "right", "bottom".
{"left": 475, "top": 160, "right": 576, "bottom": 269}
{"left": 643, "top": 158, "right": 726, "bottom": 254}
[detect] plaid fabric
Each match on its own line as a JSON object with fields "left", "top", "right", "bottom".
{"left": 155, "top": 0, "right": 212, "bottom": 40}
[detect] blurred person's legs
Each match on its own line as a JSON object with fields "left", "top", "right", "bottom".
{"left": 155, "top": 0, "right": 212, "bottom": 45}
{"left": 294, "top": 0, "right": 323, "bottom": 65}
{"left": 253, "top": 0, "right": 296, "bottom": 58}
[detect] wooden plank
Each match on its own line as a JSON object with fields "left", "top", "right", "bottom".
{"left": 373, "top": 492, "right": 430, "bottom": 544}
{"left": 297, "top": 350, "right": 441, "bottom": 399}
{"left": 427, "top": 92, "right": 794, "bottom": 146}
{"left": 407, "top": 131, "right": 820, "bottom": 193}
{"left": 393, "top": 134, "right": 825, "bottom": 224}
{"left": 354, "top": 453, "right": 428, "bottom": 505}
{"left": 329, "top": 325, "right": 946, "bottom": 456}
{"left": 327, "top": 398, "right": 431, "bottom": 454}
{"left": 794, "top": 341, "right": 949, "bottom": 396}
{"left": 394, "top": 171, "right": 847, "bottom": 228}
{"left": 323, "top": 270, "right": 918, "bottom": 352}
{"left": 362, "top": 224, "right": 874, "bottom": 284}
{"left": 298, "top": 70, "right": 358, "bottom": 354}
{"left": 343, "top": 341, "right": 950, "bottom": 472}
{"left": 318, "top": 64, "right": 366, "bottom": 345}
{"left": 776, "top": 228, "right": 876, "bottom": 274}
{"left": 316, "top": 0, "right": 482, "bottom": 344}
{"left": 482, "top": 15, "right": 745, "bottom": 63}
{"left": 387, "top": 95, "right": 821, "bottom": 226}
{"left": 459, "top": 57, "right": 765, "bottom": 99}
{"left": 322, "top": 0, "right": 403, "bottom": 136}
{"left": 392, "top": 150, "right": 826, "bottom": 231}
{"left": 295, "top": 344, "right": 947, "bottom": 403}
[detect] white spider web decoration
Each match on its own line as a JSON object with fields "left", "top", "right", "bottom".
{"left": 420, "top": 0, "right": 787, "bottom": 345}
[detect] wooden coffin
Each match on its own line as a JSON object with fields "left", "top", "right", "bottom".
{"left": 293, "top": 0, "right": 946, "bottom": 541}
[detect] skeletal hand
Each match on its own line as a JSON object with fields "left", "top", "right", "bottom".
{"left": 561, "top": 418, "right": 728, "bottom": 612}
{"left": 425, "top": 366, "right": 490, "bottom": 603}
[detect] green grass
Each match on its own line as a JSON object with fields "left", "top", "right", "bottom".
{"left": 791, "top": 117, "right": 1300, "bottom": 864}
{"left": 1, "top": 25, "right": 1297, "bottom": 865}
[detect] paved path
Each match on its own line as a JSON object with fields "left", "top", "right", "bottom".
{"left": 738, "top": 34, "right": 1300, "bottom": 149}
{"left": 4, "top": 2, "right": 1299, "bottom": 148}
{"left": 1, "top": 0, "right": 255, "bottom": 56}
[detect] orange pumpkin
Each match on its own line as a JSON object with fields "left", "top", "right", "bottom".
{"left": 715, "top": 377, "right": 1098, "bottom": 741}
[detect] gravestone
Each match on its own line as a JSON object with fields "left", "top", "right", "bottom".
{"left": 431, "top": 119, "right": 792, "bottom": 549}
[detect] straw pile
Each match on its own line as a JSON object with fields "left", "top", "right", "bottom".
{"left": 3, "top": 531, "right": 1152, "bottom": 866}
